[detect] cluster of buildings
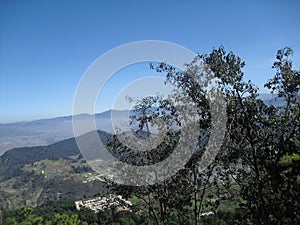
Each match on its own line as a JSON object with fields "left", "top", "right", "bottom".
{"left": 75, "top": 194, "right": 132, "bottom": 213}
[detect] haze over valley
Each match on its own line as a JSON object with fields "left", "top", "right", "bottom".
{"left": 0, "top": 110, "right": 129, "bottom": 155}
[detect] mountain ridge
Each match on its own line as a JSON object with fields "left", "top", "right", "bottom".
{"left": 0, "top": 94, "right": 285, "bottom": 155}
{"left": 0, "top": 130, "right": 112, "bottom": 180}
{"left": 0, "top": 109, "right": 129, "bottom": 155}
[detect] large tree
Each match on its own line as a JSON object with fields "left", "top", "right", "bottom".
{"left": 107, "top": 46, "right": 299, "bottom": 225}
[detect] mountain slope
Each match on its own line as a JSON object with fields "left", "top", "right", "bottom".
{"left": 0, "top": 130, "right": 112, "bottom": 210}
{"left": 0, "top": 130, "right": 112, "bottom": 180}
{"left": 0, "top": 110, "right": 129, "bottom": 155}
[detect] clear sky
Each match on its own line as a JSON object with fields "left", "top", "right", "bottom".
{"left": 0, "top": 0, "right": 299, "bottom": 123}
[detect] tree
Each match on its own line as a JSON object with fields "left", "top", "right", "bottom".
{"left": 108, "top": 47, "right": 234, "bottom": 225}
{"left": 242, "top": 47, "right": 300, "bottom": 224}
{"left": 5, "top": 206, "right": 43, "bottom": 225}
{"left": 207, "top": 47, "right": 300, "bottom": 224}
{"left": 108, "top": 46, "right": 299, "bottom": 225}
{"left": 49, "top": 213, "right": 81, "bottom": 225}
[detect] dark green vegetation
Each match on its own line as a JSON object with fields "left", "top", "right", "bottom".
{"left": 2, "top": 200, "right": 149, "bottom": 225}
{"left": 1, "top": 47, "right": 299, "bottom": 224}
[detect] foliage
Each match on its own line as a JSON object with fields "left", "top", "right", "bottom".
{"left": 107, "top": 46, "right": 299, "bottom": 224}
{"left": 4, "top": 206, "right": 81, "bottom": 225}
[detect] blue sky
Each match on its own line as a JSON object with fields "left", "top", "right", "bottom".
{"left": 0, "top": 0, "right": 299, "bottom": 123}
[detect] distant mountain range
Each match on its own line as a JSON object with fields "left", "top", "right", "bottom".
{"left": 0, "top": 94, "right": 285, "bottom": 156}
{"left": 0, "top": 110, "right": 129, "bottom": 155}
{"left": 258, "top": 93, "right": 285, "bottom": 106}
